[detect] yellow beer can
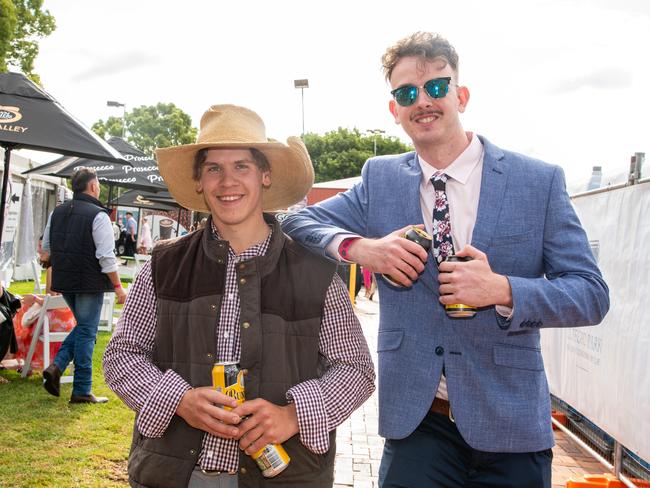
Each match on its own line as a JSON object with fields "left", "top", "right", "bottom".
{"left": 211, "top": 361, "right": 245, "bottom": 410}
{"left": 252, "top": 443, "right": 291, "bottom": 477}
{"left": 213, "top": 362, "right": 290, "bottom": 476}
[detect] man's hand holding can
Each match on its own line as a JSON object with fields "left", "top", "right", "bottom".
{"left": 438, "top": 245, "right": 513, "bottom": 315}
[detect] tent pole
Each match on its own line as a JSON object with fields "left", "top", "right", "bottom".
{"left": 0, "top": 145, "right": 15, "bottom": 244}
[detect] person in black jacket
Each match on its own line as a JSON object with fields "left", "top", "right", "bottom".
{"left": 0, "top": 286, "right": 22, "bottom": 364}
{"left": 41, "top": 168, "right": 127, "bottom": 404}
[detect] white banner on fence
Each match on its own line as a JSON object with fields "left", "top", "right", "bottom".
{"left": 541, "top": 181, "right": 650, "bottom": 461}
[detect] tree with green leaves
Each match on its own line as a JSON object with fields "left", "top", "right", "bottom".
{"left": 92, "top": 102, "right": 198, "bottom": 157}
{"left": 303, "top": 128, "right": 411, "bottom": 182}
{"left": 0, "top": 0, "right": 56, "bottom": 84}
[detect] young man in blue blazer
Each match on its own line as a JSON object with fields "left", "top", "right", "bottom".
{"left": 281, "top": 32, "right": 609, "bottom": 487}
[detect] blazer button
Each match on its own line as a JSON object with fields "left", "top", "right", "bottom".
{"left": 239, "top": 278, "right": 247, "bottom": 285}
{"left": 242, "top": 322, "right": 250, "bottom": 329}
{"left": 435, "top": 346, "right": 444, "bottom": 356}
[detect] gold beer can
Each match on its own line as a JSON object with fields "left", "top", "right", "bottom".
{"left": 252, "top": 443, "right": 291, "bottom": 478}
{"left": 443, "top": 256, "right": 477, "bottom": 318}
{"left": 211, "top": 361, "right": 245, "bottom": 410}
{"left": 213, "top": 362, "right": 291, "bottom": 476}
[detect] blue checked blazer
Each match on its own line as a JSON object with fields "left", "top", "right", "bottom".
{"left": 281, "top": 135, "right": 609, "bottom": 452}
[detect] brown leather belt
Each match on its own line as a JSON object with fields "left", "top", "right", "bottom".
{"left": 430, "top": 397, "right": 454, "bottom": 422}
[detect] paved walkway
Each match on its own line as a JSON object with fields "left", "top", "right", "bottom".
{"left": 334, "top": 294, "right": 605, "bottom": 488}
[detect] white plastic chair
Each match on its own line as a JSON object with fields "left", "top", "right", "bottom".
{"left": 31, "top": 259, "right": 45, "bottom": 294}
{"left": 98, "top": 293, "right": 115, "bottom": 332}
{"left": 21, "top": 295, "right": 74, "bottom": 383}
{"left": 118, "top": 262, "right": 137, "bottom": 281}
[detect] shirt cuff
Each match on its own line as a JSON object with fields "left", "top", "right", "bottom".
{"left": 136, "top": 369, "right": 192, "bottom": 438}
{"left": 286, "top": 380, "right": 330, "bottom": 454}
{"left": 327, "top": 234, "right": 361, "bottom": 262}
{"left": 495, "top": 305, "right": 514, "bottom": 320}
{"left": 100, "top": 263, "right": 119, "bottom": 274}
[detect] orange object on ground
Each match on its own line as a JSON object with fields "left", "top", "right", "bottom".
{"left": 552, "top": 410, "right": 568, "bottom": 430}
{"left": 566, "top": 474, "right": 650, "bottom": 488}
{"left": 13, "top": 299, "right": 76, "bottom": 372}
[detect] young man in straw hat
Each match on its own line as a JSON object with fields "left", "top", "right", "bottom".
{"left": 104, "top": 104, "right": 375, "bottom": 488}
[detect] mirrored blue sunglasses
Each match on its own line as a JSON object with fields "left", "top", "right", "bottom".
{"left": 391, "top": 77, "right": 452, "bottom": 107}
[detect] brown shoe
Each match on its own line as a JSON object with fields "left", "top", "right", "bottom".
{"left": 69, "top": 393, "right": 109, "bottom": 404}
{"left": 43, "top": 364, "right": 61, "bottom": 397}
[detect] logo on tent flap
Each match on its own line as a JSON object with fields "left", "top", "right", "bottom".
{"left": 0, "top": 105, "right": 28, "bottom": 133}
{"left": 0, "top": 106, "right": 23, "bottom": 123}
{"left": 135, "top": 195, "right": 155, "bottom": 206}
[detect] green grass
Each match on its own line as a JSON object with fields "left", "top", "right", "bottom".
{"left": 1, "top": 278, "right": 133, "bottom": 487}
{"left": 0, "top": 332, "right": 133, "bottom": 487}
{"left": 7, "top": 271, "right": 48, "bottom": 296}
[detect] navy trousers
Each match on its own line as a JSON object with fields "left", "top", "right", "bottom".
{"left": 378, "top": 411, "right": 552, "bottom": 488}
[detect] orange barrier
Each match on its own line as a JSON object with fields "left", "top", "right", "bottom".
{"left": 566, "top": 474, "right": 650, "bottom": 487}
{"left": 552, "top": 410, "right": 568, "bottom": 430}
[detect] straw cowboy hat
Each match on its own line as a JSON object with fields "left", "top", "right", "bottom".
{"left": 156, "top": 104, "right": 314, "bottom": 212}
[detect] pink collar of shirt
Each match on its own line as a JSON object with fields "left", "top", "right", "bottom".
{"left": 417, "top": 132, "right": 483, "bottom": 186}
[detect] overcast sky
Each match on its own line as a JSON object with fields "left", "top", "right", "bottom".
{"left": 21, "top": 0, "right": 650, "bottom": 188}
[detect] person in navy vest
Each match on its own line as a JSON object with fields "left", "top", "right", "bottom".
{"left": 41, "top": 167, "right": 127, "bottom": 404}
{"left": 281, "top": 32, "right": 610, "bottom": 487}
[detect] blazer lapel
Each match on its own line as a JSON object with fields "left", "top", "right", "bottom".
{"left": 471, "top": 137, "right": 508, "bottom": 252}
{"left": 398, "top": 155, "right": 438, "bottom": 294}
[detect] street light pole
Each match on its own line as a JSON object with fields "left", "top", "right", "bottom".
{"left": 366, "top": 129, "right": 385, "bottom": 156}
{"left": 294, "top": 79, "right": 309, "bottom": 136}
{"left": 107, "top": 100, "right": 126, "bottom": 138}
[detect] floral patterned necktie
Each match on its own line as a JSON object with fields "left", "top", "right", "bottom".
{"left": 431, "top": 172, "right": 454, "bottom": 264}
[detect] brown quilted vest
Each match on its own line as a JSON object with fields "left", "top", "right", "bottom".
{"left": 127, "top": 215, "right": 337, "bottom": 488}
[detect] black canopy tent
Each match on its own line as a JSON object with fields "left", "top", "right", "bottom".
{"left": 109, "top": 189, "right": 185, "bottom": 237}
{"left": 0, "top": 72, "right": 125, "bottom": 243}
{"left": 23, "top": 136, "right": 166, "bottom": 201}
{"left": 108, "top": 189, "right": 178, "bottom": 212}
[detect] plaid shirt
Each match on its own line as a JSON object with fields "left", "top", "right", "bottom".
{"left": 104, "top": 227, "right": 375, "bottom": 472}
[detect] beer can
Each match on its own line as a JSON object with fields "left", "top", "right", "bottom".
{"left": 212, "top": 361, "right": 245, "bottom": 410}
{"left": 213, "top": 362, "right": 291, "bottom": 476}
{"left": 443, "top": 256, "right": 477, "bottom": 318}
{"left": 383, "top": 226, "right": 432, "bottom": 287}
{"left": 252, "top": 443, "right": 291, "bottom": 478}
